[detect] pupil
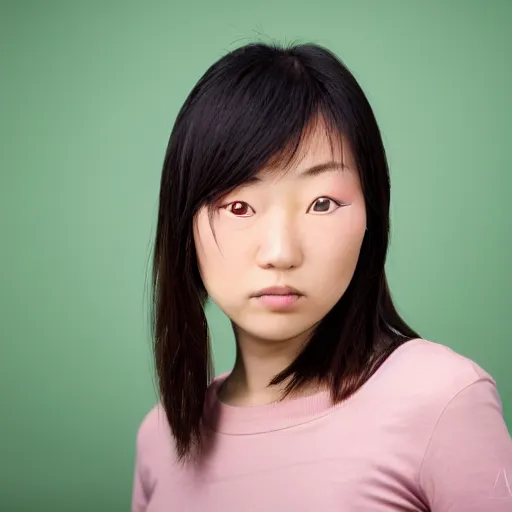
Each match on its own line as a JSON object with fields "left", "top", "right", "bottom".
{"left": 233, "top": 202, "right": 247, "bottom": 215}
{"left": 314, "top": 198, "right": 330, "bottom": 212}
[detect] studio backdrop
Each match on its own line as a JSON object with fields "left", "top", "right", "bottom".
{"left": 1, "top": 1, "right": 511, "bottom": 510}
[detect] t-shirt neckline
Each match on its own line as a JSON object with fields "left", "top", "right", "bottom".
{"left": 202, "top": 338, "right": 422, "bottom": 435}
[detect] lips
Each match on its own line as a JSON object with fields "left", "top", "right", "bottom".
{"left": 252, "top": 285, "right": 303, "bottom": 298}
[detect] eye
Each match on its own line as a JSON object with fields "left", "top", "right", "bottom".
{"left": 307, "top": 197, "right": 342, "bottom": 214}
{"left": 223, "top": 201, "right": 255, "bottom": 217}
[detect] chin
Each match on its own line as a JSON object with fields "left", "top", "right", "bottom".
{"left": 237, "top": 318, "right": 319, "bottom": 343}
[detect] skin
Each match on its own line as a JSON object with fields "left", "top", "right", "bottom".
{"left": 194, "top": 120, "right": 367, "bottom": 406}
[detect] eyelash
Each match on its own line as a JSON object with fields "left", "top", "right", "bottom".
{"left": 221, "top": 196, "right": 343, "bottom": 217}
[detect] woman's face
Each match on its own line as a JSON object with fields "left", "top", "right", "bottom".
{"left": 194, "top": 126, "right": 367, "bottom": 342}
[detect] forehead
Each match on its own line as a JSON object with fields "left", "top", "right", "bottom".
{"left": 258, "top": 119, "right": 356, "bottom": 179}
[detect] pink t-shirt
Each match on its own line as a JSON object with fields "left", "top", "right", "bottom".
{"left": 132, "top": 338, "right": 512, "bottom": 511}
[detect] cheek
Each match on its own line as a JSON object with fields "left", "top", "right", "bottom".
{"left": 194, "top": 219, "right": 249, "bottom": 303}
{"left": 305, "top": 211, "right": 366, "bottom": 292}
{"left": 196, "top": 230, "right": 250, "bottom": 274}
{"left": 194, "top": 215, "right": 216, "bottom": 289}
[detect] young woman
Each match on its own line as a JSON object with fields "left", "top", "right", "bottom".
{"left": 132, "top": 42, "right": 512, "bottom": 511}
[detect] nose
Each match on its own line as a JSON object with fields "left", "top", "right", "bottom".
{"left": 256, "top": 212, "right": 303, "bottom": 270}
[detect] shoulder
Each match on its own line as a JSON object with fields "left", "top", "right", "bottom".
{"left": 135, "top": 402, "right": 174, "bottom": 462}
{"left": 368, "top": 339, "right": 507, "bottom": 475}
{"left": 135, "top": 374, "right": 227, "bottom": 457}
{"left": 136, "top": 401, "right": 171, "bottom": 438}
{"left": 390, "top": 337, "right": 496, "bottom": 385}
{"left": 385, "top": 337, "right": 500, "bottom": 414}
{"left": 407, "top": 341, "right": 512, "bottom": 507}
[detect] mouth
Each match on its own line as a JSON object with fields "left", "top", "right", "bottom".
{"left": 252, "top": 285, "right": 303, "bottom": 298}
{"left": 251, "top": 286, "right": 304, "bottom": 310}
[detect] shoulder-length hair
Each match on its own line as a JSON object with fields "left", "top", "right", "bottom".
{"left": 152, "top": 42, "right": 419, "bottom": 461}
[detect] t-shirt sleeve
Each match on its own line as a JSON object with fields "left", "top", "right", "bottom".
{"left": 419, "top": 376, "right": 512, "bottom": 511}
{"left": 132, "top": 428, "right": 150, "bottom": 512}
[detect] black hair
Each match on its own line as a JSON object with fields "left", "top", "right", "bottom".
{"left": 152, "top": 42, "right": 420, "bottom": 461}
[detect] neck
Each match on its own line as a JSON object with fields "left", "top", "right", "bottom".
{"left": 218, "top": 324, "right": 321, "bottom": 406}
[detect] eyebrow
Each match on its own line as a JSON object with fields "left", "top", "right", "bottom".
{"left": 245, "top": 161, "right": 347, "bottom": 185}
{"left": 298, "top": 161, "right": 347, "bottom": 178}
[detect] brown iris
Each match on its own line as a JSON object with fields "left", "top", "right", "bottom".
{"left": 230, "top": 202, "right": 250, "bottom": 216}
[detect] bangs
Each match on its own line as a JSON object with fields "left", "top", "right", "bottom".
{"left": 259, "top": 113, "right": 347, "bottom": 181}
{"left": 177, "top": 44, "right": 349, "bottom": 214}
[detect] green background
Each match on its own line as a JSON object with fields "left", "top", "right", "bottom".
{"left": 1, "top": 1, "right": 511, "bottom": 510}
